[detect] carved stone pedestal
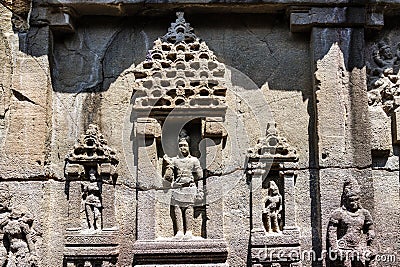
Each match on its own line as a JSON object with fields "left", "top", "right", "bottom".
{"left": 64, "top": 229, "right": 119, "bottom": 267}
{"left": 251, "top": 229, "right": 301, "bottom": 267}
{"left": 132, "top": 239, "right": 228, "bottom": 266}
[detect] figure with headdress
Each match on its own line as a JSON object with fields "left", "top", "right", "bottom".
{"left": 327, "top": 179, "right": 375, "bottom": 267}
{"left": 163, "top": 129, "right": 203, "bottom": 240}
{"left": 263, "top": 181, "right": 282, "bottom": 233}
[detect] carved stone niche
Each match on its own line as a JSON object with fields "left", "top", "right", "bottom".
{"left": 246, "top": 123, "right": 302, "bottom": 267}
{"left": 132, "top": 12, "right": 228, "bottom": 266}
{"left": 64, "top": 124, "right": 119, "bottom": 267}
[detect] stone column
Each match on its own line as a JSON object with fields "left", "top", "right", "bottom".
{"left": 291, "top": 6, "right": 379, "bottom": 261}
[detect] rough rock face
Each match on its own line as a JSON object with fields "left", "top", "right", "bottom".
{"left": 0, "top": 1, "right": 399, "bottom": 267}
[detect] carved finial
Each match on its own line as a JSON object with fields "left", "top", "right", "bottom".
{"left": 162, "top": 12, "right": 198, "bottom": 44}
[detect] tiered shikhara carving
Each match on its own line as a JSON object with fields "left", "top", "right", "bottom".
{"left": 66, "top": 124, "right": 118, "bottom": 169}
{"left": 132, "top": 12, "right": 227, "bottom": 116}
{"left": 248, "top": 123, "right": 298, "bottom": 164}
{"left": 367, "top": 40, "right": 400, "bottom": 113}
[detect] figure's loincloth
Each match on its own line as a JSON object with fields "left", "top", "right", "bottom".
{"left": 171, "top": 184, "right": 197, "bottom": 206}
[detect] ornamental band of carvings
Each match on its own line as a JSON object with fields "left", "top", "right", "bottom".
{"left": 367, "top": 40, "right": 400, "bottom": 113}
{"left": 327, "top": 179, "right": 375, "bottom": 267}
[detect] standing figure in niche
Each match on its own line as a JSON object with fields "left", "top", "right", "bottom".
{"left": 163, "top": 130, "right": 203, "bottom": 240}
{"left": 328, "top": 179, "right": 375, "bottom": 267}
{"left": 81, "top": 168, "right": 102, "bottom": 232}
{"left": 0, "top": 207, "right": 38, "bottom": 267}
{"left": 263, "top": 181, "right": 282, "bottom": 233}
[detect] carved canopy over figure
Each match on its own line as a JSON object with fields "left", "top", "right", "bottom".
{"left": 263, "top": 181, "right": 282, "bottom": 234}
{"left": 163, "top": 129, "right": 203, "bottom": 240}
{"left": 328, "top": 179, "right": 375, "bottom": 267}
{"left": 81, "top": 168, "right": 102, "bottom": 232}
{"left": 0, "top": 207, "right": 38, "bottom": 267}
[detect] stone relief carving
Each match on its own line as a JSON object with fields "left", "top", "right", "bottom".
{"left": 247, "top": 123, "right": 297, "bottom": 163}
{"left": 64, "top": 125, "right": 120, "bottom": 265}
{"left": 65, "top": 124, "right": 118, "bottom": 232}
{"left": 247, "top": 123, "right": 301, "bottom": 266}
{"left": 367, "top": 40, "right": 400, "bottom": 113}
{"left": 327, "top": 179, "right": 375, "bottom": 267}
{"left": 262, "top": 181, "right": 282, "bottom": 234}
{"left": 163, "top": 129, "right": 203, "bottom": 240}
{"left": 0, "top": 185, "right": 40, "bottom": 267}
{"left": 66, "top": 124, "right": 118, "bottom": 167}
{"left": 81, "top": 168, "right": 102, "bottom": 232}
{"left": 0, "top": 207, "right": 39, "bottom": 267}
{"left": 0, "top": 185, "right": 11, "bottom": 266}
{"left": 132, "top": 13, "right": 229, "bottom": 266}
{"left": 132, "top": 12, "right": 227, "bottom": 115}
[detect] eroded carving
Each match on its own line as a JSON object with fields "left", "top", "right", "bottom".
{"left": 163, "top": 130, "right": 203, "bottom": 240}
{"left": 64, "top": 125, "right": 120, "bottom": 265}
{"left": 0, "top": 185, "right": 11, "bottom": 266}
{"left": 0, "top": 207, "right": 38, "bottom": 267}
{"left": 81, "top": 168, "right": 102, "bottom": 232}
{"left": 132, "top": 12, "right": 227, "bottom": 115}
{"left": 327, "top": 179, "right": 375, "bottom": 267}
{"left": 368, "top": 40, "right": 400, "bottom": 113}
{"left": 247, "top": 122, "right": 298, "bottom": 164}
{"left": 262, "top": 181, "right": 282, "bottom": 234}
{"left": 66, "top": 124, "right": 118, "bottom": 167}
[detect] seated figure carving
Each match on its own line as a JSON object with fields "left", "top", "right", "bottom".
{"left": 328, "top": 179, "right": 375, "bottom": 267}
{"left": 263, "top": 181, "right": 282, "bottom": 234}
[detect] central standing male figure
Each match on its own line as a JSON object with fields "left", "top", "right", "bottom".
{"left": 163, "top": 131, "right": 203, "bottom": 239}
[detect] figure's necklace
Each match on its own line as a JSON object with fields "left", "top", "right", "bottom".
{"left": 345, "top": 209, "right": 360, "bottom": 217}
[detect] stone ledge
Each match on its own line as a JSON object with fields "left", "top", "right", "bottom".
{"left": 133, "top": 239, "right": 228, "bottom": 266}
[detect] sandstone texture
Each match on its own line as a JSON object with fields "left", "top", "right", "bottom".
{"left": 0, "top": 1, "right": 399, "bottom": 267}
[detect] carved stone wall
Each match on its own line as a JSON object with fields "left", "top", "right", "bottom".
{"left": 0, "top": 1, "right": 399, "bottom": 267}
